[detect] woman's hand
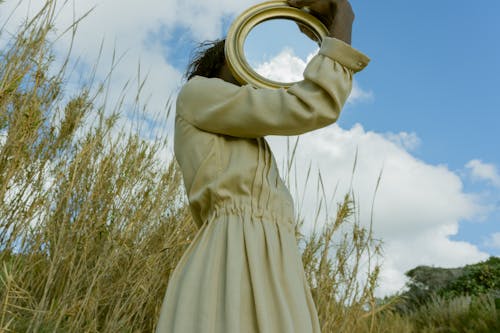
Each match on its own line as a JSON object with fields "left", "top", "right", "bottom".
{"left": 287, "top": 0, "right": 355, "bottom": 44}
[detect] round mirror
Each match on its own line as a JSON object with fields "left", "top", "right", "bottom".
{"left": 225, "top": 0, "right": 329, "bottom": 89}
{"left": 244, "top": 19, "right": 320, "bottom": 84}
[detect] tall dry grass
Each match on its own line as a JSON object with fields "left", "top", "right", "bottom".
{"left": 0, "top": 1, "right": 385, "bottom": 332}
{"left": 297, "top": 192, "right": 382, "bottom": 332}
{"left": 0, "top": 2, "right": 195, "bottom": 332}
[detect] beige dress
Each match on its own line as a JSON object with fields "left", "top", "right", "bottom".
{"left": 156, "top": 37, "right": 369, "bottom": 333}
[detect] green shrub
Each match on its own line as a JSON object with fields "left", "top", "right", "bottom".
{"left": 440, "top": 257, "right": 500, "bottom": 298}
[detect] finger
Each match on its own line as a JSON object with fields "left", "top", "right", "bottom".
{"left": 297, "top": 22, "right": 317, "bottom": 41}
{"left": 287, "top": 0, "right": 315, "bottom": 8}
{"left": 288, "top": 0, "right": 334, "bottom": 28}
{"left": 288, "top": 0, "right": 331, "bottom": 18}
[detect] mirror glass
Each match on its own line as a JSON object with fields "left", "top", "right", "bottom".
{"left": 243, "top": 18, "right": 320, "bottom": 84}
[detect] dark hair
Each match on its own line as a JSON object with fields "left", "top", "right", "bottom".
{"left": 185, "top": 39, "right": 226, "bottom": 80}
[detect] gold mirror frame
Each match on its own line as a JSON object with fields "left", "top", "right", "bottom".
{"left": 225, "top": 0, "right": 329, "bottom": 89}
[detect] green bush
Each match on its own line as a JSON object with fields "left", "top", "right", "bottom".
{"left": 398, "top": 257, "right": 499, "bottom": 313}
{"left": 440, "top": 257, "right": 500, "bottom": 298}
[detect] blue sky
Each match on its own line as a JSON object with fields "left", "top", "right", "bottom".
{"left": 348, "top": 0, "right": 500, "bottom": 253}
{"left": 352, "top": 0, "right": 499, "bottom": 166}
{"left": 1, "top": 0, "right": 498, "bottom": 295}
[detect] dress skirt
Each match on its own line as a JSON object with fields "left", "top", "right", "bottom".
{"left": 155, "top": 205, "right": 321, "bottom": 333}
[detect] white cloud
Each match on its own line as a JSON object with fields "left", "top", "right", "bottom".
{"left": 348, "top": 80, "right": 374, "bottom": 104}
{"left": 255, "top": 47, "right": 311, "bottom": 83}
{"left": 0, "top": 0, "right": 186, "bottom": 139}
{"left": 466, "top": 159, "right": 500, "bottom": 187}
{"left": 267, "top": 125, "right": 489, "bottom": 296}
{"left": 254, "top": 47, "right": 373, "bottom": 104}
{"left": 484, "top": 232, "right": 500, "bottom": 250}
{"left": 175, "top": 0, "right": 259, "bottom": 40}
{"left": 0, "top": 0, "right": 260, "bottom": 129}
{"left": 383, "top": 131, "right": 421, "bottom": 151}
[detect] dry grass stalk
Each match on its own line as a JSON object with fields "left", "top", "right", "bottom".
{"left": 0, "top": 1, "right": 195, "bottom": 331}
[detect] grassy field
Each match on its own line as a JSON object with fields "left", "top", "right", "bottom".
{"left": 0, "top": 1, "right": 498, "bottom": 332}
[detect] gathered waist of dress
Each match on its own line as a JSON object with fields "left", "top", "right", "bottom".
{"left": 207, "top": 201, "right": 295, "bottom": 228}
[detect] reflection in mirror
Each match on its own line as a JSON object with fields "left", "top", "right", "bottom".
{"left": 243, "top": 19, "right": 320, "bottom": 84}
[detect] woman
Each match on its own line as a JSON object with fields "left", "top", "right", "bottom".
{"left": 156, "top": 0, "right": 369, "bottom": 332}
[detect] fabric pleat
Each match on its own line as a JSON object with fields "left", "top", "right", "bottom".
{"left": 156, "top": 209, "right": 321, "bottom": 333}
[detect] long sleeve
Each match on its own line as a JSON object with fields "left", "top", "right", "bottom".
{"left": 176, "top": 37, "right": 370, "bottom": 138}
